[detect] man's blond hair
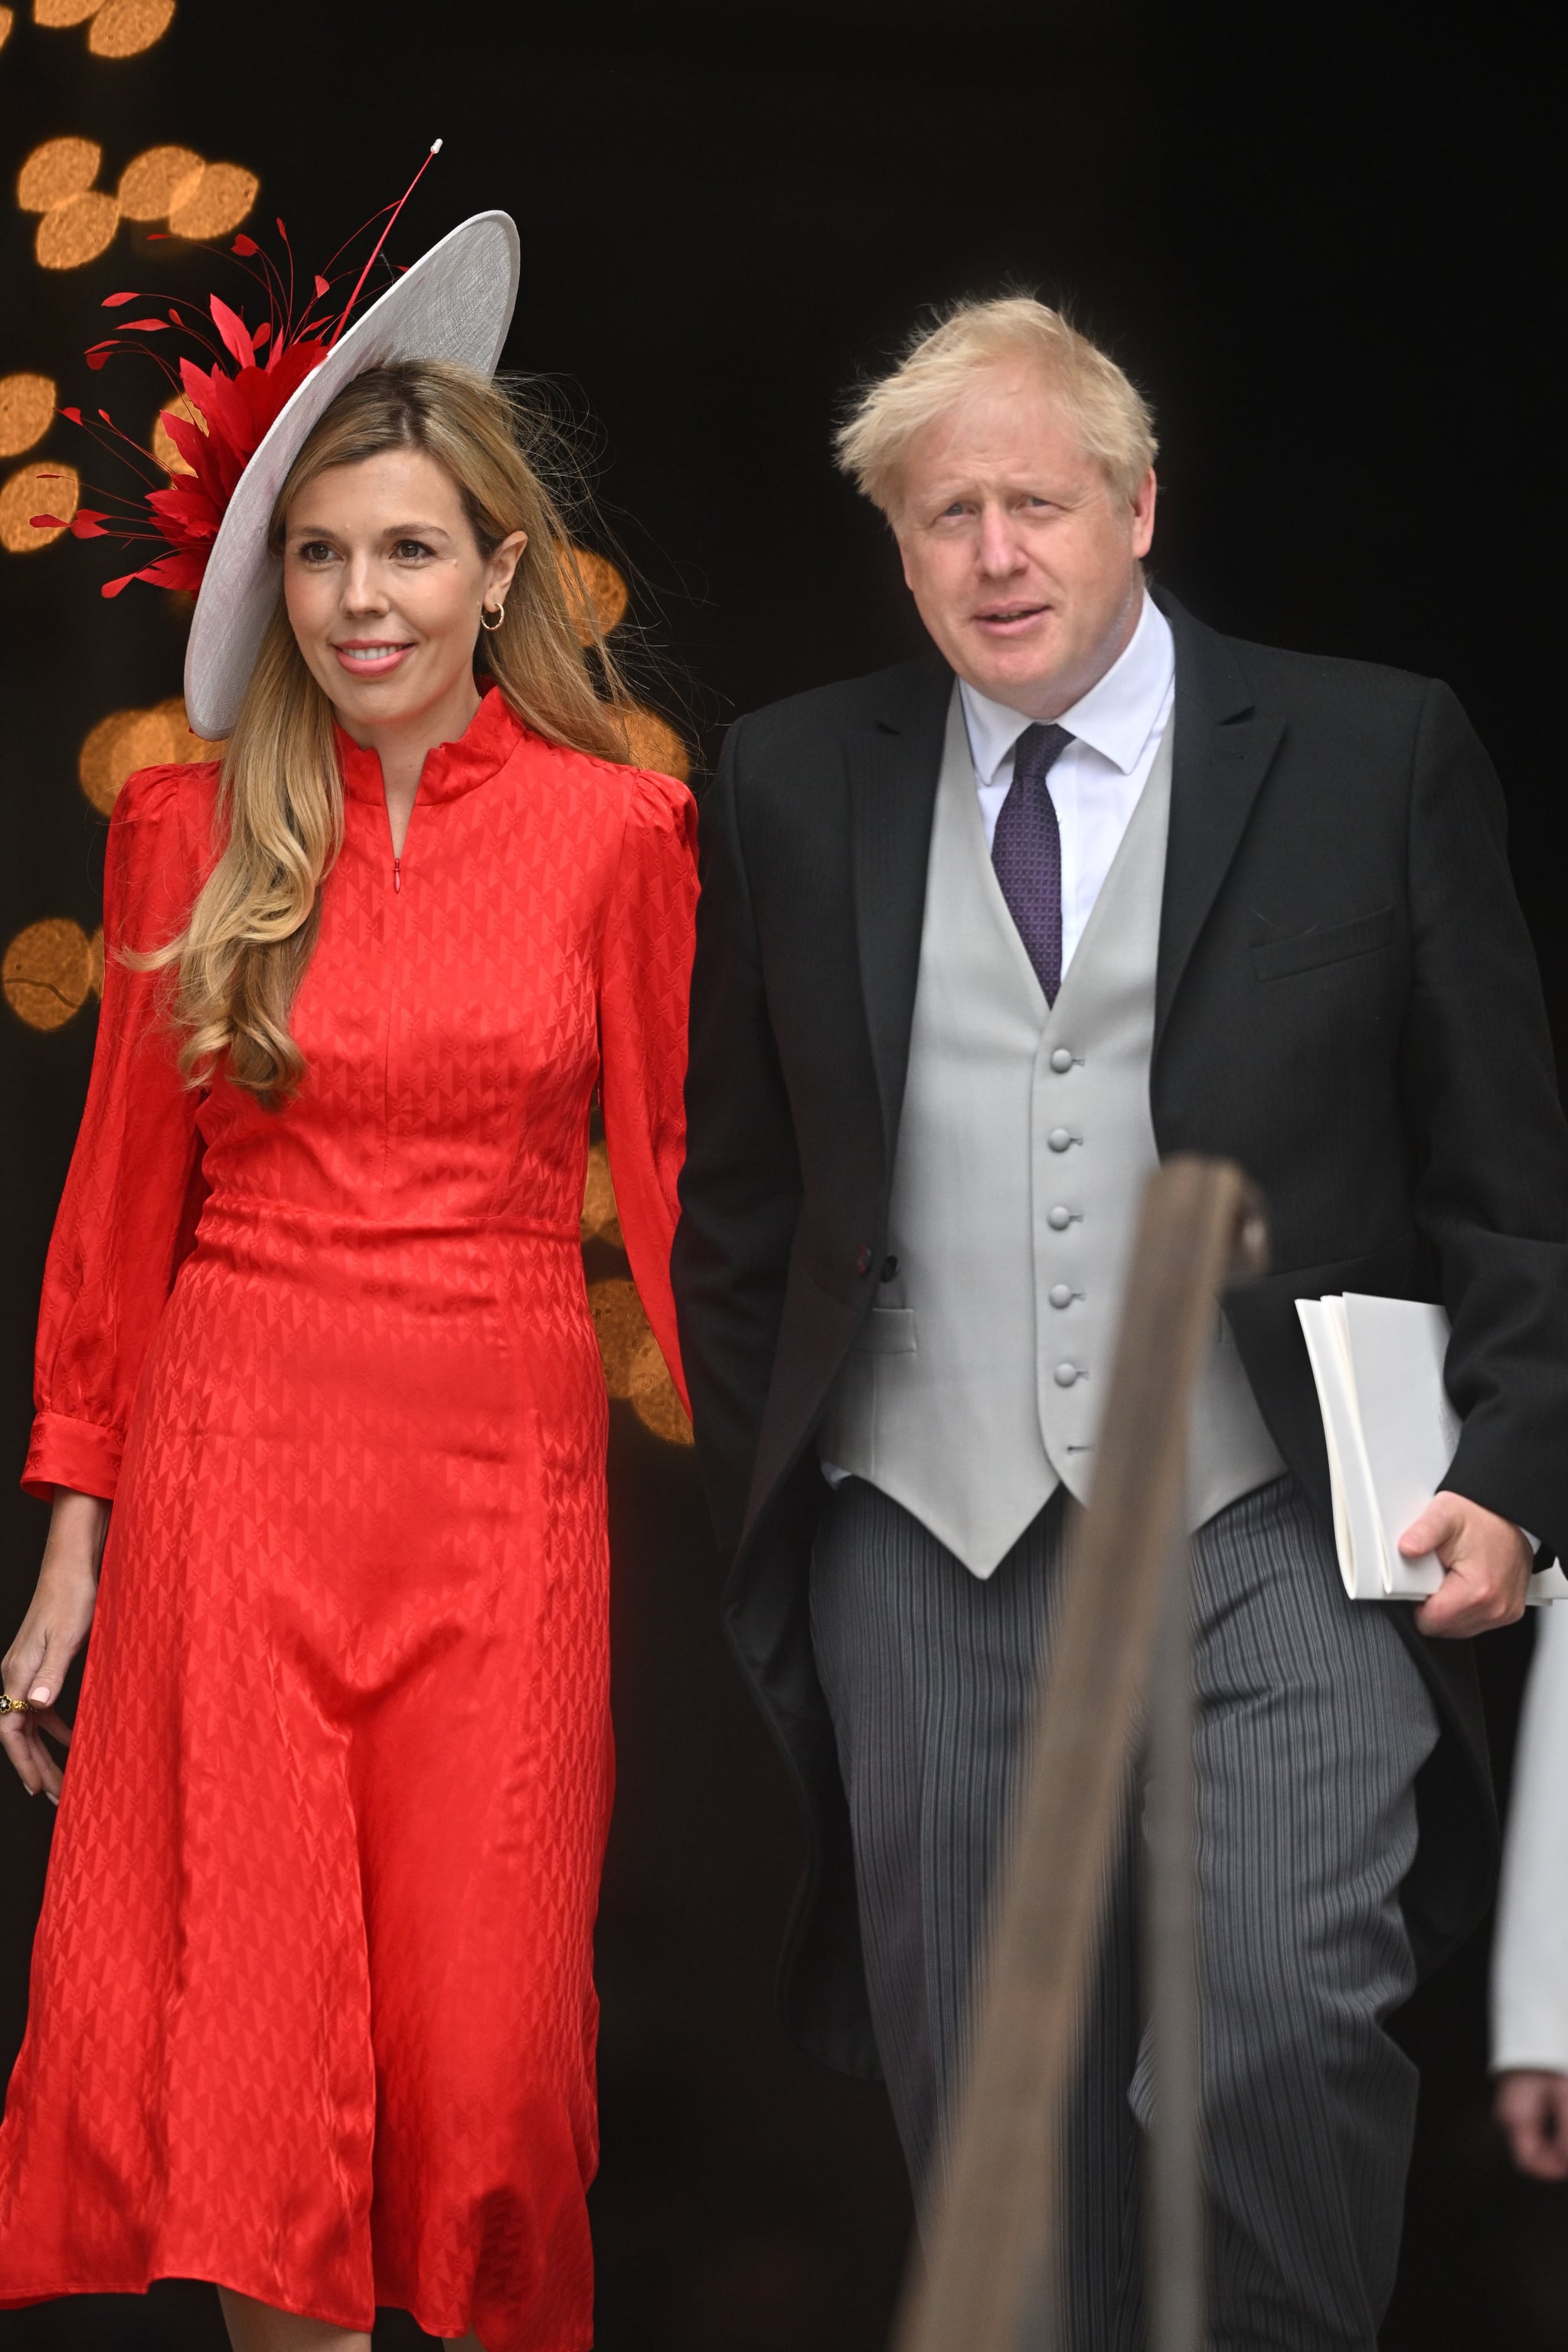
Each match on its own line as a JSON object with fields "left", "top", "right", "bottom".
{"left": 834, "top": 295, "right": 1157, "bottom": 522}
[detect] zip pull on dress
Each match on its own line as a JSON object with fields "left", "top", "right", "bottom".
{"left": 0, "top": 689, "right": 697, "bottom": 2352}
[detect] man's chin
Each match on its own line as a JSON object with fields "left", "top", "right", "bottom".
{"left": 962, "top": 629, "right": 1070, "bottom": 710}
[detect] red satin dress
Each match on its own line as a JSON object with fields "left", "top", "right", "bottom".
{"left": 0, "top": 689, "right": 696, "bottom": 2350}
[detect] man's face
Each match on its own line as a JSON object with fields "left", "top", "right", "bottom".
{"left": 894, "top": 364, "right": 1156, "bottom": 719}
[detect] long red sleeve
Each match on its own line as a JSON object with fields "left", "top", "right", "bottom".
{"left": 23, "top": 762, "right": 212, "bottom": 1502}
{"left": 597, "top": 764, "right": 697, "bottom": 1413}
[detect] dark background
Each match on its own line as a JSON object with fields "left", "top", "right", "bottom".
{"left": 2, "top": 3, "right": 1563, "bottom": 2346}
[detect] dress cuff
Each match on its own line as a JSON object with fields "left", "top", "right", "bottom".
{"left": 21, "top": 1411, "right": 122, "bottom": 1504}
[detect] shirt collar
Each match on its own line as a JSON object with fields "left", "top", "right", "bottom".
{"left": 957, "top": 590, "right": 1175, "bottom": 787}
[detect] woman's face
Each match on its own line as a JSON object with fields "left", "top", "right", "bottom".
{"left": 282, "top": 446, "right": 524, "bottom": 737}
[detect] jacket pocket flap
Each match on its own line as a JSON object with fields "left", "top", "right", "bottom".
{"left": 852, "top": 1306, "right": 917, "bottom": 1355}
{"left": 1250, "top": 905, "right": 1395, "bottom": 981}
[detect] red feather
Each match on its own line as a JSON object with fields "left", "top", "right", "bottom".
{"left": 231, "top": 234, "right": 258, "bottom": 255}
{"left": 208, "top": 294, "right": 255, "bottom": 370}
{"left": 101, "top": 292, "right": 144, "bottom": 308}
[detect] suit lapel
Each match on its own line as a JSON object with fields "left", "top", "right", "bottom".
{"left": 846, "top": 657, "right": 952, "bottom": 1168}
{"left": 1155, "top": 595, "right": 1285, "bottom": 1054}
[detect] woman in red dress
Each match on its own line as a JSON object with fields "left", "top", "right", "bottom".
{"left": 0, "top": 213, "right": 694, "bottom": 2350}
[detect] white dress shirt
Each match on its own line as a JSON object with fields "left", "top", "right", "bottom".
{"left": 959, "top": 590, "right": 1175, "bottom": 975}
{"left": 1491, "top": 1599, "right": 1568, "bottom": 2072}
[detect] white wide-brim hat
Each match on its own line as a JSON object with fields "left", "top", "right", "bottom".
{"left": 184, "top": 209, "right": 521, "bottom": 740}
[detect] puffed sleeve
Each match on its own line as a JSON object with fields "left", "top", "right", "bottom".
{"left": 22, "top": 763, "right": 212, "bottom": 1503}
{"left": 598, "top": 765, "right": 698, "bottom": 1412}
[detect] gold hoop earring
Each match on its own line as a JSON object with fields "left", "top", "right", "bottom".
{"left": 479, "top": 601, "right": 505, "bottom": 633}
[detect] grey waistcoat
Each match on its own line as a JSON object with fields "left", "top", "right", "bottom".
{"left": 821, "top": 688, "right": 1284, "bottom": 1577}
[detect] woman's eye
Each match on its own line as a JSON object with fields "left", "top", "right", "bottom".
{"left": 394, "top": 539, "right": 434, "bottom": 561}
{"left": 297, "top": 541, "right": 335, "bottom": 564}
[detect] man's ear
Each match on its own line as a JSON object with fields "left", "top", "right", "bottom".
{"left": 1130, "top": 469, "right": 1157, "bottom": 561}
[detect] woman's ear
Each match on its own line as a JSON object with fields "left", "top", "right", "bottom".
{"left": 486, "top": 529, "right": 528, "bottom": 609}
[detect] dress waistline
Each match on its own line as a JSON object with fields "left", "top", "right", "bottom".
{"left": 193, "top": 1197, "right": 582, "bottom": 1250}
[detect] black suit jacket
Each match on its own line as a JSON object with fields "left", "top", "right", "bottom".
{"left": 671, "top": 592, "right": 1568, "bottom": 2080}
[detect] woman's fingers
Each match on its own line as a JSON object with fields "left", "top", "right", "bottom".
{"left": 0, "top": 1713, "right": 43, "bottom": 1796}
{"left": 2, "top": 1622, "right": 47, "bottom": 1710}
{"left": 20, "top": 1619, "right": 82, "bottom": 1710}
{"left": 3, "top": 1619, "right": 87, "bottom": 1792}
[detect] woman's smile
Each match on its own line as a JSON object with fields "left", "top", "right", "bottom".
{"left": 332, "top": 638, "right": 416, "bottom": 676}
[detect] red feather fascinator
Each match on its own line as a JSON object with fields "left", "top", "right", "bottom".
{"left": 34, "top": 145, "right": 443, "bottom": 597}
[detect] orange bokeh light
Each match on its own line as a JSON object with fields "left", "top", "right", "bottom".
{"left": 17, "top": 137, "right": 101, "bottom": 212}
{"left": 166, "top": 162, "right": 258, "bottom": 240}
{"left": 0, "top": 461, "right": 80, "bottom": 552}
{"left": 119, "top": 144, "right": 203, "bottom": 220}
{"left": 0, "top": 374, "right": 57, "bottom": 460}
{"left": 557, "top": 545, "right": 629, "bottom": 645}
{"left": 35, "top": 188, "right": 119, "bottom": 270}
{"left": 88, "top": 0, "right": 175, "bottom": 54}
{"left": 2, "top": 919, "right": 96, "bottom": 1033}
{"left": 622, "top": 707, "right": 692, "bottom": 786}
{"left": 78, "top": 697, "right": 225, "bottom": 815}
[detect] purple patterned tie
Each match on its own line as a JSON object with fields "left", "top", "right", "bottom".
{"left": 991, "top": 721, "right": 1073, "bottom": 1004}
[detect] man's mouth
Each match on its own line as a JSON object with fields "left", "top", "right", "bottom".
{"left": 975, "top": 603, "right": 1050, "bottom": 631}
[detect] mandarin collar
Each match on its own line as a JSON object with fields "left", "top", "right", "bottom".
{"left": 335, "top": 685, "right": 522, "bottom": 806}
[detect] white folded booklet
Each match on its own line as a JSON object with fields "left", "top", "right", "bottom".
{"left": 1295, "top": 1293, "right": 1566, "bottom": 1605}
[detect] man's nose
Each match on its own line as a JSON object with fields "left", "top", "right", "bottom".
{"left": 975, "top": 506, "right": 1026, "bottom": 578}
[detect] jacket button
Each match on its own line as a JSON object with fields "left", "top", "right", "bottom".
{"left": 1048, "top": 1283, "right": 1075, "bottom": 1308}
{"left": 880, "top": 1254, "right": 899, "bottom": 1282}
{"left": 856, "top": 1243, "right": 873, "bottom": 1276}
{"left": 1047, "top": 1127, "right": 1076, "bottom": 1152}
{"left": 1054, "top": 1362, "right": 1082, "bottom": 1388}
{"left": 1050, "top": 1047, "right": 1074, "bottom": 1073}
{"left": 1047, "top": 1205, "right": 1074, "bottom": 1231}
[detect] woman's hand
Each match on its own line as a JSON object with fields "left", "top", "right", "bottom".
{"left": 2, "top": 1489, "right": 109, "bottom": 1803}
{"left": 1494, "top": 2069, "right": 1568, "bottom": 2180}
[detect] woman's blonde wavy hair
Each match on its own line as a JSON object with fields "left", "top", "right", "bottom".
{"left": 142, "top": 358, "right": 635, "bottom": 1103}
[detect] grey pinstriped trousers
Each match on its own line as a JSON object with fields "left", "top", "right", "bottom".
{"left": 808, "top": 1473, "right": 1440, "bottom": 2351}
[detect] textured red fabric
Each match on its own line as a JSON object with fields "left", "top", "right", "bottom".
{"left": 0, "top": 690, "right": 696, "bottom": 2349}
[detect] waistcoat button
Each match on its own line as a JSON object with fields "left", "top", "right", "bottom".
{"left": 855, "top": 1243, "right": 873, "bottom": 1276}
{"left": 1048, "top": 1283, "right": 1074, "bottom": 1308}
{"left": 1053, "top": 1362, "right": 1081, "bottom": 1388}
{"left": 1050, "top": 1047, "right": 1074, "bottom": 1073}
{"left": 1047, "top": 1205, "right": 1073, "bottom": 1231}
{"left": 1047, "top": 1127, "right": 1075, "bottom": 1152}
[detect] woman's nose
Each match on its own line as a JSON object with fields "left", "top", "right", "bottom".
{"left": 341, "top": 558, "right": 390, "bottom": 612}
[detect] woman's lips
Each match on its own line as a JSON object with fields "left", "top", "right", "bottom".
{"left": 333, "top": 642, "right": 415, "bottom": 676}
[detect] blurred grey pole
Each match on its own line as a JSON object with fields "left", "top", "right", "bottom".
{"left": 890, "top": 1156, "right": 1266, "bottom": 2352}
{"left": 1144, "top": 1529, "right": 1204, "bottom": 2352}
